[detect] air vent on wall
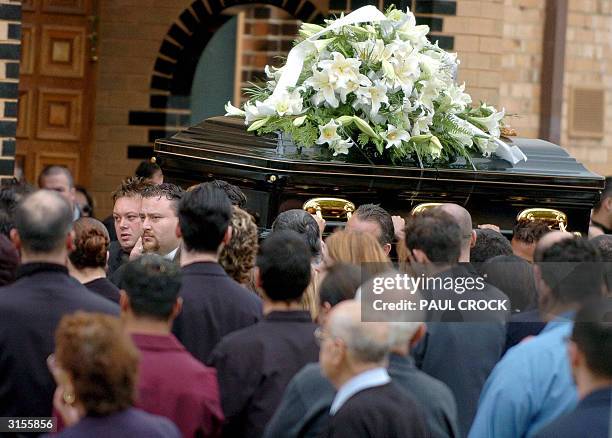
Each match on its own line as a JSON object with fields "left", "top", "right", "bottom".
{"left": 569, "top": 87, "right": 605, "bottom": 138}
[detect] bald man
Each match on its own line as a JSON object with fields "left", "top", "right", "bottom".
{"left": 318, "top": 301, "right": 428, "bottom": 438}
{"left": 0, "top": 190, "right": 118, "bottom": 419}
{"left": 438, "top": 203, "right": 477, "bottom": 263}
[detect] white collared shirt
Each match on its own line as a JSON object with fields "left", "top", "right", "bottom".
{"left": 329, "top": 367, "right": 391, "bottom": 415}
{"left": 163, "top": 247, "right": 179, "bottom": 261}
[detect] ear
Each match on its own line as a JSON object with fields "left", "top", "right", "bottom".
{"left": 223, "top": 226, "right": 233, "bottom": 245}
{"left": 9, "top": 228, "right": 20, "bottom": 250}
{"left": 409, "top": 323, "right": 427, "bottom": 348}
{"left": 604, "top": 197, "right": 612, "bottom": 212}
{"left": 383, "top": 243, "right": 392, "bottom": 256}
{"left": 470, "top": 230, "right": 477, "bottom": 248}
{"left": 66, "top": 230, "right": 75, "bottom": 252}
{"left": 175, "top": 222, "right": 182, "bottom": 239}
{"left": 254, "top": 266, "right": 263, "bottom": 290}
{"left": 170, "top": 297, "right": 183, "bottom": 320}
{"left": 411, "top": 249, "right": 430, "bottom": 264}
{"left": 568, "top": 340, "right": 582, "bottom": 371}
{"left": 119, "top": 291, "right": 130, "bottom": 313}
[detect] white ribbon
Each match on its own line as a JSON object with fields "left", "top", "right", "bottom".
{"left": 271, "top": 5, "right": 387, "bottom": 100}
{"left": 449, "top": 115, "right": 527, "bottom": 164}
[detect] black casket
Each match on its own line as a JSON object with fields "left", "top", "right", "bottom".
{"left": 154, "top": 116, "right": 604, "bottom": 235}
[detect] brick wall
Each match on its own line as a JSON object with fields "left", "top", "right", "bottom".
{"left": 561, "top": 0, "right": 612, "bottom": 176}
{"left": 0, "top": 0, "right": 19, "bottom": 180}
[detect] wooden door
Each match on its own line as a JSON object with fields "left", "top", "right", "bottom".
{"left": 16, "top": 0, "right": 98, "bottom": 186}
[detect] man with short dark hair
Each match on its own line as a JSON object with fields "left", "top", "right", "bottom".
{"left": 407, "top": 208, "right": 509, "bottom": 437}
{"left": 135, "top": 159, "right": 164, "bottom": 185}
{"left": 120, "top": 255, "right": 224, "bottom": 438}
{"left": 0, "top": 190, "right": 118, "bottom": 419}
{"left": 208, "top": 230, "right": 319, "bottom": 438}
{"left": 346, "top": 203, "right": 395, "bottom": 255}
{"left": 38, "top": 165, "right": 80, "bottom": 221}
{"left": 511, "top": 219, "right": 551, "bottom": 263}
{"left": 471, "top": 228, "right": 514, "bottom": 264}
{"left": 272, "top": 209, "right": 322, "bottom": 263}
{"left": 172, "top": 183, "right": 262, "bottom": 363}
{"left": 534, "top": 297, "right": 612, "bottom": 438}
{"left": 470, "top": 238, "right": 605, "bottom": 438}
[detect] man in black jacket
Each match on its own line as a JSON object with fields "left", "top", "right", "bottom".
{"left": 0, "top": 190, "right": 118, "bottom": 423}
{"left": 172, "top": 183, "right": 262, "bottom": 363}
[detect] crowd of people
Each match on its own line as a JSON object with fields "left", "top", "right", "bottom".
{"left": 0, "top": 162, "right": 611, "bottom": 438}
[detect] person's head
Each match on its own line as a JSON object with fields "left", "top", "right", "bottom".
{"left": 211, "top": 180, "right": 247, "bottom": 209}
{"left": 405, "top": 209, "right": 461, "bottom": 266}
{"left": 52, "top": 312, "right": 139, "bottom": 416}
{"left": 135, "top": 159, "right": 163, "bottom": 185}
{"left": 568, "top": 297, "right": 612, "bottom": 398}
{"left": 112, "top": 177, "right": 151, "bottom": 253}
{"left": 272, "top": 209, "right": 322, "bottom": 262}
{"left": 141, "top": 183, "right": 184, "bottom": 256}
{"left": 178, "top": 183, "right": 232, "bottom": 255}
{"left": 68, "top": 218, "right": 110, "bottom": 272}
{"left": 38, "top": 166, "right": 76, "bottom": 209}
{"left": 471, "top": 228, "right": 514, "bottom": 264}
{"left": 256, "top": 230, "right": 311, "bottom": 303}
{"left": 533, "top": 230, "right": 573, "bottom": 263}
{"left": 535, "top": 238, "right": 604, "bottom": 319}
{"left": 10, "top": 190, "right": 73, "bottom": 261}
{"left": 346, "top": 204, "right": 395, "bottom": 255}
{"left": 590, "top": 235, "right": 612, "bottom": 262}
{"left": 511, "top": 219, "right": 551, "bottom": 263}
{"left": 481, "top": 255, "right": 538, "bottom": 312}
{"left": 319, "top": 300, "right": 393, "bottom": 387}
{"left": 219, "top": 206, "right": 258, "bottom": 286}
{"left": 324, "top": 230, "right": 392, "bottom": 280}
{"left": 119, "top": 255, "right": 182, "bottom": 327}
{"left": 437, "top": 203, "right": 476, "bottom": 262}
{"left": 0, "top": 234, "right": 19, "bottom": 286}
{"left": 318, "top": 263, "right": 362, "bottom": 325}
{"left": 0, "top": 186, "right": 20, "bottom": 238}
{"left": 75, "top": 186, "right": 94, "bottom": 218}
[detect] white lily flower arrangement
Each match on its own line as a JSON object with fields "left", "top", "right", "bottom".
{"left": 225, "top": 6, "right": 508, "bottom": 165}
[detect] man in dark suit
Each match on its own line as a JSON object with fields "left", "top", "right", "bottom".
{"left": 407, "top": 206, "right": 509, "bottom": 437}
{"left": 208, "top": 230, "right": 319, "bottom": 438}
{"left": 319, "top": 300, "right": 428, "bottom": 438}
{"left": 0, "top": 190, "right": 118, "bottom": 422}
{"left": 534, "top": 297, "right": 612, "bottom": 438}
{"left": 172, "top": 183, "right": 262, "bottom": 363}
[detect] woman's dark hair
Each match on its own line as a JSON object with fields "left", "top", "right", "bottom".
{"left": 481, "top": 255, "right": 538, "bottom": 312}
{"left": 75, "top": 186, "right": 95, "bottom": 218}
{"left": 319, "top": 263, "right": 362, "bottom": 307}
{"left": 69, "top": 218, "right": 110, "bottom": 270}
{"left": 272, "top": 209, "right": 321, "bottom": 260}
{"left": 55, "top": 312, "right": 139, "bottom": 416}
{"left": 135, "top": 160, "right": 161, "bottom": 180}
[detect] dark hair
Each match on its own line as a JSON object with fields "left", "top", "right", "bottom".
{"left": 593, "top": 176, "right": 612, "bottom": 211}
{"left": 590, "top": 235, "right": 612, "bottom": 262}
{"left": 15, "top": 190, "right": 73, "bottom": 253}
{"left": 0, "top": 187, "right": 18, "bottom": 238}
{"left": 272, "top": 209, "right": 321, "bottom": 260}
{"left": 211, "top": 180, "right": 247, "bottom": 208}
{"left": 111, "top": 177, "right": 152, "bottom": 203}
{"left": 471, "top": 229, "right": 514, "bottom": 263}
{"left": 120, "top": 255, "right": 181, "bottom": 320}
{"left": 135, "top": 160, "right": 161, "bottom": 180}
{"left": 354, "top": 204, "right": 395, "bottom": 246}
{"left": 178, "top": 183, "right": 232, "bottom": 252}
{"left": 572, "top": 298, "right": 612, "bottom": 378}
{"left": 141, "top": 183, "right": 184, "bottom": 213}
{"left": 69, "top": 218, "right": 110, "bottom": 269}
{"left": 75, "top": 186, "right": 94, "bottom": 217}
{"left": 257, "top": 230, "right": 311, "bottom": 301}
{"left": 0, "top": 234, "right": 19, "bottom": 286}
{"left": 481, "top": 255, "right": 538, "bottom": 312}
{"left": 512, "top": 219, "right": 551, "bottom": 244}
{"left": 55, "top": 312, "right": 139, "bottom": 416}
{"left": 537, "top": 238, "right": 603, "bottom": 305}
{"left": 405, "top": 209, "right": 461, "bottom": 263}
{"left": 38, "top": 165, "right": 74, "bottom": 188}
{"left": 319, "top": 263, "right": 361, "bottom": 307}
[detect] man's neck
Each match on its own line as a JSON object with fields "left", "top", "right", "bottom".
{"left": 577, "top": 373, "right": 612, "bottom": 400}
{"left": 263, "top": 300, "right": 303, "bottom": 315}
{"left": 20, "top": 252, "right": 66, "bottom": 266}
{"left": 541, "top": 302, "right": 580, "bottom": 322}
{"left": 69, "top": 267, "right": 106, "bottom": 284}
{"left": 512, "top": 240, "right": 534, "bottom": 263}
{"left": 124, "top": 318, "right": 172, "bottom": 336}
{"left": 459, "top": 247, "right": 470, "bottom": 263}
{"left": 591, "top": 209, "right": 612, "bottom": 229}
{"left": 333, "top": 363, "right": 384, "bottom": 389}
{"left": 180, "top": 248, "right": 219, "bottom": 266}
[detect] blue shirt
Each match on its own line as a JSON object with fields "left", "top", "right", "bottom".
{"left": 468, "top": 314, "right": 577, "bottom": 438}
{"left": 330, "top": 367, "right": 390, "bottom": 415}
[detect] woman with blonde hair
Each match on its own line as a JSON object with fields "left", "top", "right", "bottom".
{"left": 324, "top": 229, "right": 392, "bottom": 280}
{"left": 219, "top": 206, "right": 259, "bottom": 289}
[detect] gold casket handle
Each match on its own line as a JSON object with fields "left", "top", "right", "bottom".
{"left": 410, "top": 202, "right": 444, "bottom": 215}
{"left": 303, "top": 197, "right": 355, "bottom": 221}
{"left": 516, "top": 208, "right": 569, "bottom": 232}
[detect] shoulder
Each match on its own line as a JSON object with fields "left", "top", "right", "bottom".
{"left": 128, "top": 408, "right": 182, "bottom": 437}
{"left": 533, "top": 412, "right": 582, "bottom": 438}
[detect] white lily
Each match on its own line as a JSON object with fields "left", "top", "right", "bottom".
{"left": 331, "top": 138, "right": 353, "bottom": 156}
{"left": 381, "top": 124, "right": 410, "bottom": 149}
{"left": 319, "top": 52, "right": 362, "bottom": 89}
{"left": 224, "top": 101, "right": 245, "bottom": 117}
{"left": 304, "top": 68, "right": 339, "bottom": 108}
{"left": 411, "top": 110, "right": 433, "bottom": 136}
{"left": 475, "top": 137, "right": 499, "bottom": 157}
{"left": 316, "top": 119, "right": 342, "bottom": 146}
{"left": 352, "top": 39, "right": 392, "bottom": 64}
{"left": 355, "top": 80, "right": 389, "bottom": 118}
{"left": 469, "top": 108, "right": 505, "bottom": 138}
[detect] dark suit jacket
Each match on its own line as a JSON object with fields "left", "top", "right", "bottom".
{"left": 0, "top": 263, "right": 119, "bottom": 422}
{"left": 172, "top": 262, "right": 262, "bottom": 364}
{"left": 321, "top": 383, "right": 428, "bottom": 438}
{"left": 107, "top": 240, "right": 127, "bottom": 277}
{"left": 504, "top": 308, "right": 546, "bottom": 353}
{"left": 412, "top": 264, "right": 508, "bottom": 437}
{"left": 208, "top": 311, "right": 318, "bottom": 438}
{"left": 43, "top": 407, "right": 180, "bottom": 438}
{"left": 85, "top": 277, "right": 121, "bottom": 303}
{"left": 109, "top": 246, "right": 181, "bottom": 287}
{"left": 534, "top": 388, "right": 612, "bottom": 438}
{"left": 265, "top": 355, "right": 458, "bottom": 438}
